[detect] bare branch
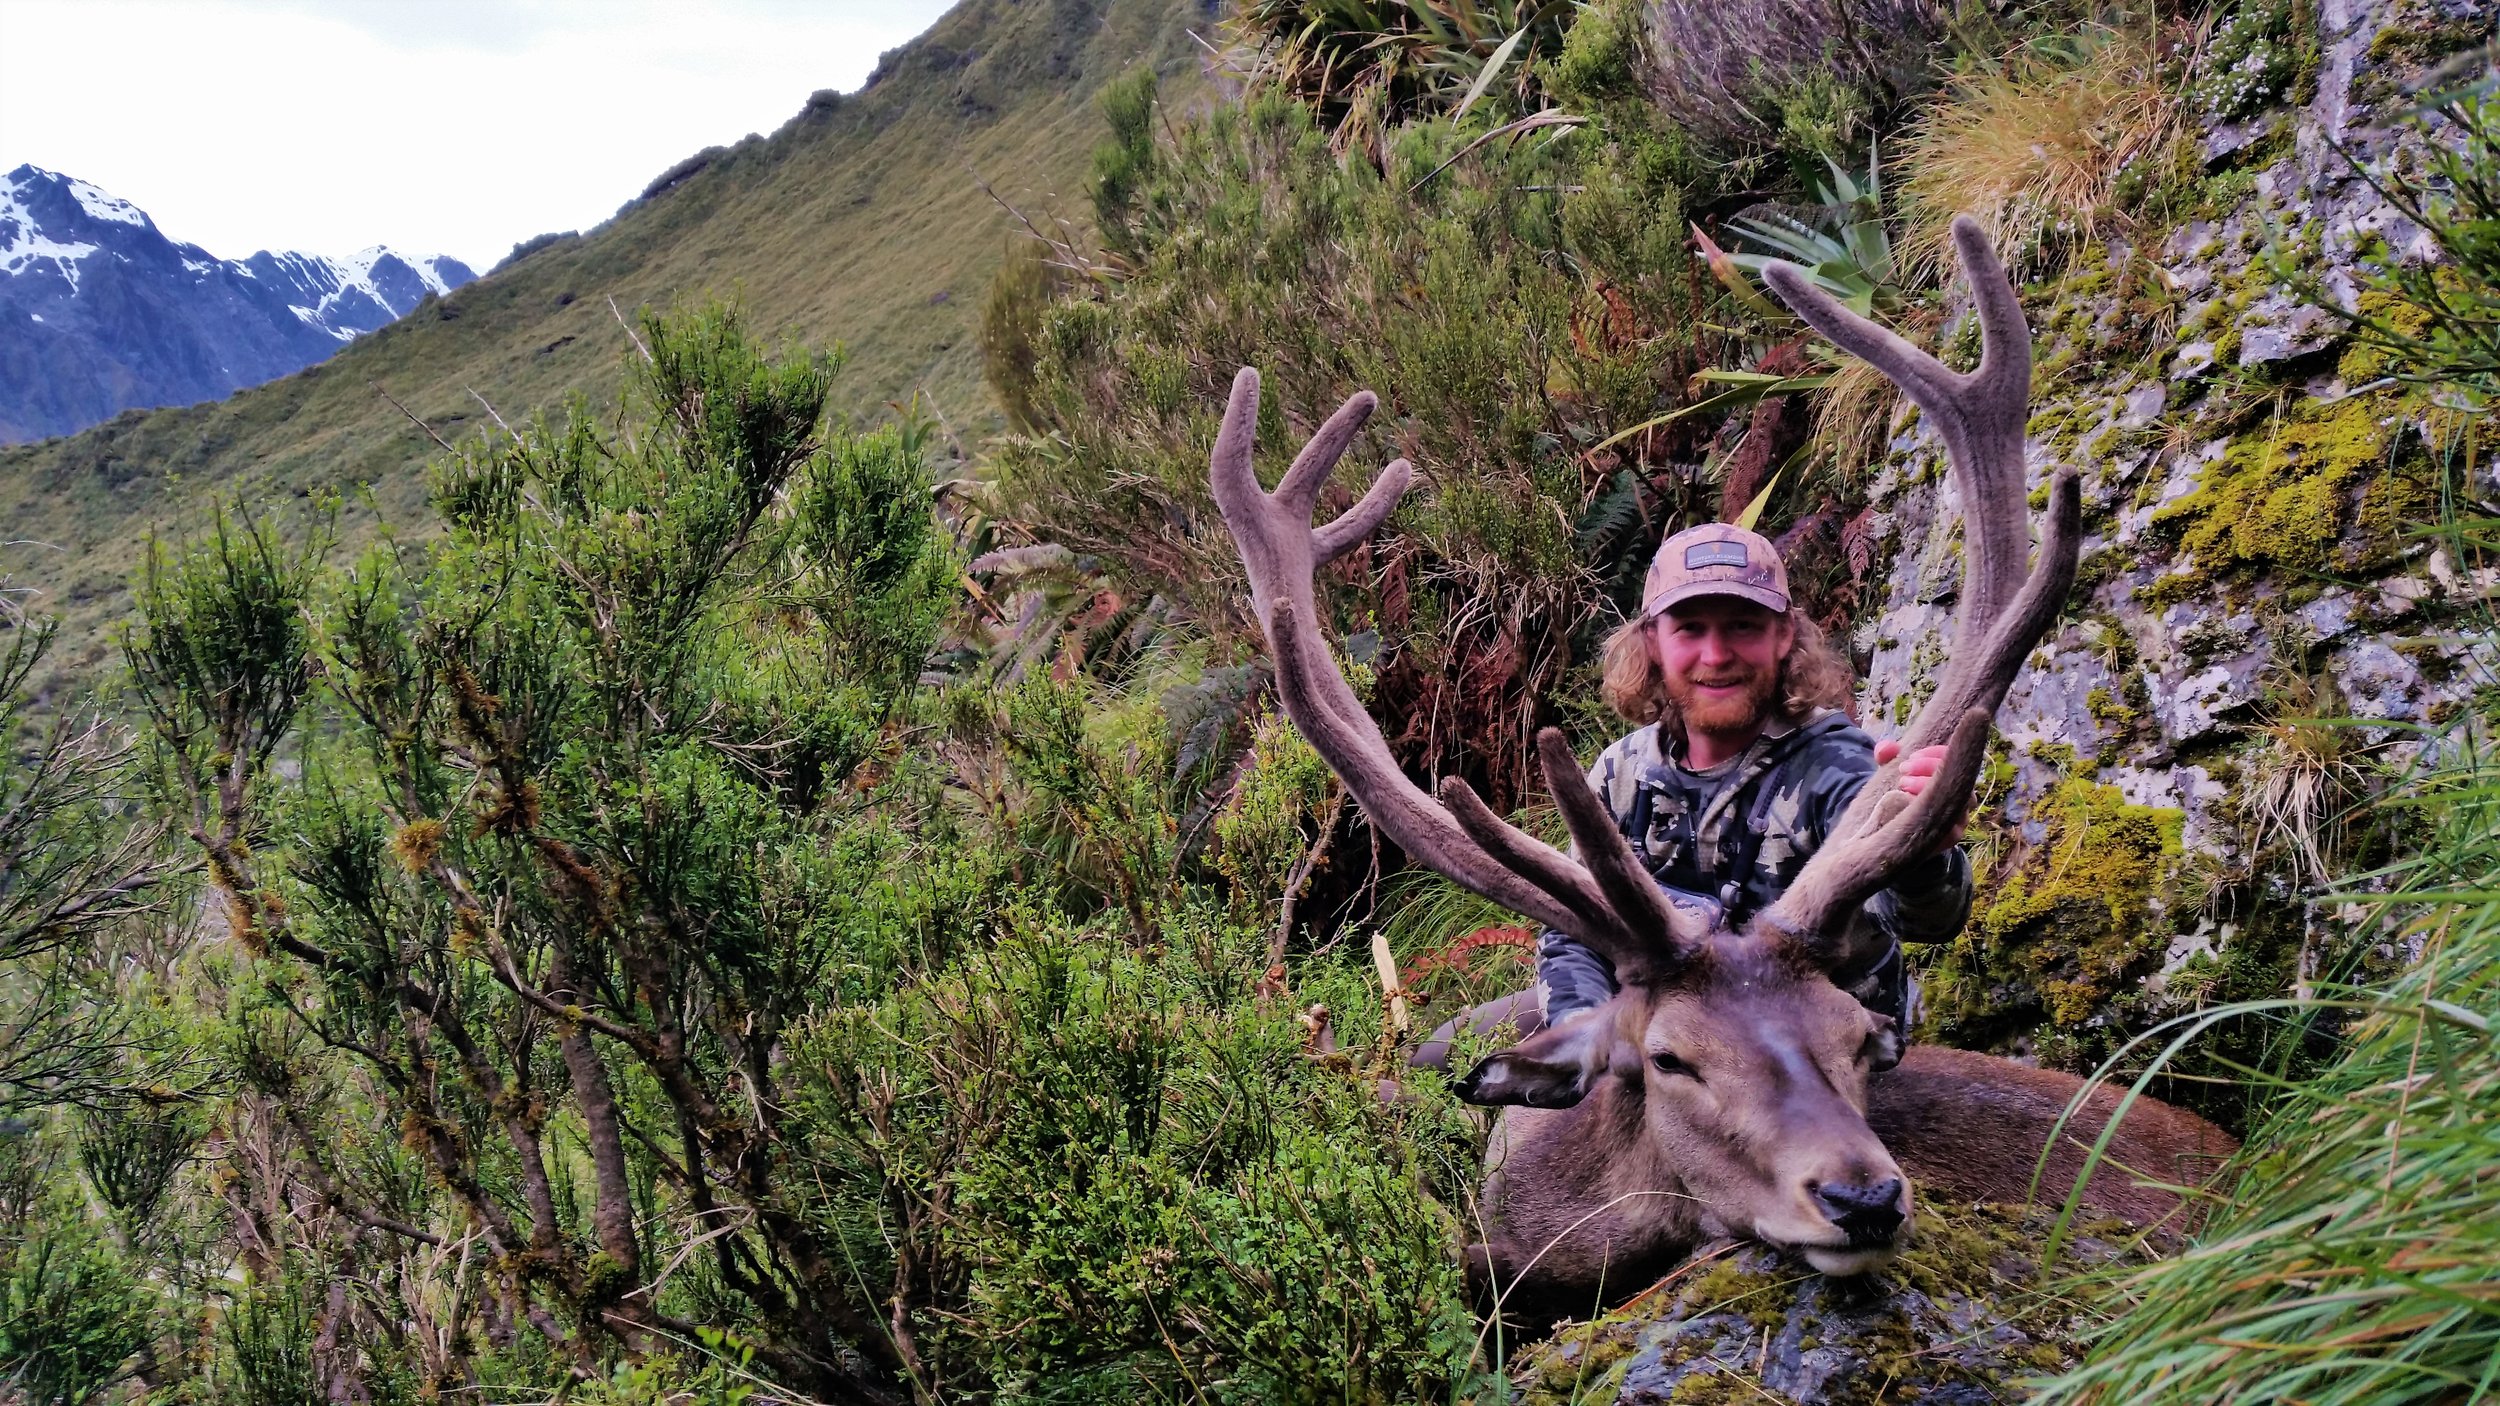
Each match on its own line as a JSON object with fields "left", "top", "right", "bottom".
{"left": 371, "top": 381, "right": 459, "bottom": 455}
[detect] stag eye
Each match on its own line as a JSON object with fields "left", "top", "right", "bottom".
{"left": 1650, "top": 1051, "right": 1699, "bottom": 1081}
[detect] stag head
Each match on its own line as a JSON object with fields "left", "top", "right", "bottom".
{"left": 1210, "top": 218, "right": 2080, "bottom": 1274}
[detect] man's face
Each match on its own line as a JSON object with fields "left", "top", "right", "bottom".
{"left": 1650, "top": 596, "right": 1795, "bottom": 735}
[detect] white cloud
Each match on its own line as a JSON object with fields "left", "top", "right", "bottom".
{"left": 0, "top": 0, "right": 952, "bottom": 272}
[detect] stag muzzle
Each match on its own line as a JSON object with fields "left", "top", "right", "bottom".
{"left": 1783, "top": 1169, "right": 1914, "bottom": 1276}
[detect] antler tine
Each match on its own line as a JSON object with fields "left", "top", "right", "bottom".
{"left": 1212, "top": 367, "right": 1680, "bottom": 977}
{"left": 1763, "top": 709, "right": 1993, "bottom": 942}
{"left": 1274, "top": 385, "right": 1381, "bottom": 519}
{"left": 1314, "top": 461, "right": 1410, "bottom": 564}
{"left": 1760, "top": 217, "right": 2036, "bottom": 639}
{"left": 1436, "top": 775, "right": 1672, "bottom": 982}
{"left": 1752, "top": 221, "right": 2083, "bottom": 961}
{"left": 1534, "top": 728, "right": 1713, "bottom": 956}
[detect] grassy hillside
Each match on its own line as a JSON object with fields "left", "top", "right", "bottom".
{"left": 0, "top": 0, "right": 1205, "bottom": 693}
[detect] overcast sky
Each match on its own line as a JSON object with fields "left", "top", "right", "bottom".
{"left": 0, "top": 0, "right": 954, "bottom": 273}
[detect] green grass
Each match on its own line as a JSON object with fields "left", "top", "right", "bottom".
{"left": 2033, "top": 716, "right": 2500, "bottom": 1405}
{"left": 0, "top": 0, "right": 1201, "bottom": 697}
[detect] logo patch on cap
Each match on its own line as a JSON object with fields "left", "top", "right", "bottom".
{"left": 1684, "top": 540, "right": 1751, "bottom": 570}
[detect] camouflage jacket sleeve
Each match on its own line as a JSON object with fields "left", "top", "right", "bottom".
{"left": 1795, "top": 725, "right": 1974, "bottom": 948}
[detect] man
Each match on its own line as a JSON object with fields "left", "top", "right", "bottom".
{"left": 1534, "top": 522, "right": 1972, "bottom": 1063}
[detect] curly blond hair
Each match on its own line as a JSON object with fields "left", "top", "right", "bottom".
{"left": 1599, "top": 611, "right": 1856, "bottom": 730}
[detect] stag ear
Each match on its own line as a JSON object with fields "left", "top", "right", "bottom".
{"left": 1453, "top": 1001, "right": 1629, "bottom": 1108}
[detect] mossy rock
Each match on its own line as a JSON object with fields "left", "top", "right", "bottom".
{"left": 1922, "top": 778, "right": 2186, "bottom": 1059}
{"left": 1495, "top": 1202, "right": 2145, "bottom": 1404}
{"left": 2144, "top": 391, "right": 2426, "bottom": 582}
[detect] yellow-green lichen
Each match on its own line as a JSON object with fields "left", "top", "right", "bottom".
{"left": 2352, "top": 443, "right": 2441, "bottom": 572}
{"left": 1974, "top": 778, "right": 2184, "bottom": 1029}
{"left": 1924, "top": 778, "right": 2185, "bottom": 1051}
{"left": 2146, "top": 392, "right": 2402, "bottom": 580}
{"left": 2335, "top": 289, "right": 2435, "bottom": 384}
{"left": 1497, "top": 1201, "right": 2133, "bottom": 1405}
{"left": 2086, "top": 685, "right": 2138, "bottom": 731}
{"left": 1678, "top": 1260, "right": 1797, "bottom": 1332}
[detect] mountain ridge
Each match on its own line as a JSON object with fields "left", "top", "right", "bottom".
{"left": 0, "top": 164, "right": 476, "bottom": 444}
{"left": 0, "top": 0, "right": 1210, "bottom": 695}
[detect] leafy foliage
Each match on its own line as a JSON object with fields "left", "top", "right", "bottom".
{"left": 0, "top": 1136, "right": 152, "bottom": 1406}
{"left": 2323, "top": 86, "right": 2500, "bottom": 407}
{"left": 1719, "top": 154, "right": 1906, "bottom": 316}
{"left": 794, "top": 893, "right": 1488, "bottom": 1402}
{"left": 1226, "top": 0, "right": 1578, "bottom": 133}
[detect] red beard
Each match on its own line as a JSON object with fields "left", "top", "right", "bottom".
{"left": 1664, "top": 662, "right": 1779, "bottom": 735}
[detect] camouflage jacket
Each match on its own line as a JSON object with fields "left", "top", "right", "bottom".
{"left": 1536, "top": 710, "right": 1971, "bottom": 1031}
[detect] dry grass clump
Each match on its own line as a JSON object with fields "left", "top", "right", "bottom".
{"left": 2244, "top": 664, "right": 2373, "bottom": 890}
{"left": 1811, "top": 354, "right": 1912, "bottom": 481}
{"left": 1898, "top": 27, "right": 2177, "bottom": 278}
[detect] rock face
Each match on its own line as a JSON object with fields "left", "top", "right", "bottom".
{"left": 1851, "top": 0, "right": 2500, "bottom": 1078}
{"left": 0, "top": 165, "right": 476, "bottom": 445}
{"left": 1498, "top": 1203, "right": 2147, "bottom": 1405}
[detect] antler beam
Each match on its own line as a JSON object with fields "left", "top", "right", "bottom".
{"left": 1210, "top": 368, "right": 1710, "bottom": 982}
{"left": 1756, "top": 217, "right": 2083, "bottom": 958}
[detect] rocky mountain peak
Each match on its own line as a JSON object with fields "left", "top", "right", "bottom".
{"left": 0, "top": 165, "right": 477, "bottom": 444}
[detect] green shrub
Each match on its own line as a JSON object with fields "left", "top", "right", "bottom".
{"left": 0, "top": 1205, "right": 147, "bottom": 1400}
{"left": 123, "top": 307, "right": 960, "bottom": 1401}
{"left": 792, "top": 911, "right": 1488, "bottom": 1403}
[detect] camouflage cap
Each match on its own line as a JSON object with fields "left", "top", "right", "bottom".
{"left": 1641, "top": 522, "right": 1790, "bottom": 618}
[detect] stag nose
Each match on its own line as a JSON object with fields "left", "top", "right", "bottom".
{"left": 1812, "top": 1177, "right": 1906, "bottom": 1245}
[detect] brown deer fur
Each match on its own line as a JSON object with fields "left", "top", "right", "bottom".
{"left": 1458, "top": 970, "right": 2235, "bottom": 1320}
{"left": 1207, "top": 218, "right": 2238, "bottom": 1315}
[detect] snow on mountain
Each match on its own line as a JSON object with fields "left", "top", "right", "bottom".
{"left": 1, "top": 177, "right": 103, "bottom": 291}
{"left": 66, "top": 176, "right": 150, "bottom": 228}
{"left": 0, "top": 165, "right": 478, "bottom": 444}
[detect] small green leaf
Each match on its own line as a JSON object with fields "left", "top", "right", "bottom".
{"left": 1734, "top": 468, "right": 1784, "bottom": 531}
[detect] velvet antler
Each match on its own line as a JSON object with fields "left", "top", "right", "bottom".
{"left": 1209, "top": 369, "right": 1712, "bottom": 982}
{"left": 1754, "top": 217, "right": 2083, "bottom": 966}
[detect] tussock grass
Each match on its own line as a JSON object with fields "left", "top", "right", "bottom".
{"left": 1899, "top": 27, "right": 2176, "bottom": 278}
{"left": 2037, "top": 723, "right": 2500, "bottom": 1405}
{"left": 1809, "top": 354, "right": 1906, "bottom": 481}
{"left": 2244, "top": 667, "right": 2373, "bottom": 894}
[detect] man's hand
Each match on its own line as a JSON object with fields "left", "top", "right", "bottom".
{"left": 1873, "top": 739, "right": 1966, "bottom": 856}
